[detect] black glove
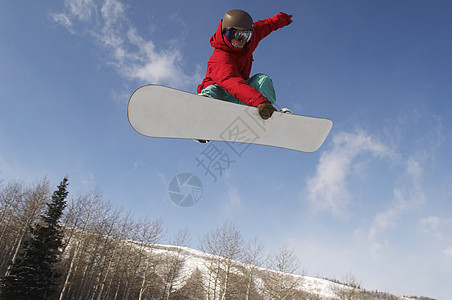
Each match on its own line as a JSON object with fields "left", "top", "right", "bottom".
{"left": 258, "top": 101, "right": 277, "bottom": 120}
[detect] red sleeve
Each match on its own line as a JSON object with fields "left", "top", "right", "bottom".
{"left": 207, "top": 50, "right": 268, "bottom": 107}
{"left": 252, "top": 12, "right": 292, "bottom": 42}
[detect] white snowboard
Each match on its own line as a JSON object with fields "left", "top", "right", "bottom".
{"left": 128, "top": 85, "right": 333, "bottom": 153}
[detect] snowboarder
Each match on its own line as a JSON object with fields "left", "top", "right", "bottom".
{"left": 197, "top": 9, "right": 293, "bottom": 120}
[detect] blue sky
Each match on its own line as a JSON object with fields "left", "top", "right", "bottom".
{"left": 1, "top": 0, "right": 451, "bottom": 298}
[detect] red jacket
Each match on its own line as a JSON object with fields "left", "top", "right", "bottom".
{"left": 197, "top": 13, "right": 292, "bottom": 107}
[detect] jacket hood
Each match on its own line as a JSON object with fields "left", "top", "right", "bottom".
{"left": 209, "top": 20, "right": 245, "bottom": 53}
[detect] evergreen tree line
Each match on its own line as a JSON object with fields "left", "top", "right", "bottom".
{"left": 0, "top": 177, "right": 414, "bottom": 300}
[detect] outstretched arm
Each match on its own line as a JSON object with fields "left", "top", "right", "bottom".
{"left": 252, "top": 12, "right": 293, "bottom": 41}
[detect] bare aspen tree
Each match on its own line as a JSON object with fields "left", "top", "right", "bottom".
{"left": 111, "top": 218, "right": 142, "bottom": 300}
{"left": 200, "top": 222, "right": 243, "bottom": 300}
{"left": 304, "top": 275, "right": 324, "bottom": 300}
{"left": 174, "top": 267, "right": 205, "bottom": 299}
{"left": 160, "top": 228, "right": 191, "bottom": 299}
{"left": 58, "top": 190, "right": 104, "bottom": 300}
{"left": 333, "top": 272, "right": 369, "bottom": 300}
{"left": 0, "top": 182, "right": 23, "bottom": 242}
{"left": 122, "top": 220, "right": 148, "bottom": 297}
{"left": 59, "top": 192, "right": 137, "bottom": 300}
{"left": 241, "top": 236, "right": 266, "bottom": 300}
{"left": 128, "top": 217, "right": 164, "bottom": 300}
{"left": 0, "top": 181, "right": 26, "bottom": 274}
{"left": 4, "top": 179, "right": 49, "bottom": 277}
{"left": 80, "top": 204, "right": 123, "bottom": 299}
{"left": 95, "top": 211, "right": 134, "bottom": 300}
{"left": 200, "top": 223, "right": 223, "bottom": 300}
{"left": 263, "top": 245, "right": 303, "bottom": 300}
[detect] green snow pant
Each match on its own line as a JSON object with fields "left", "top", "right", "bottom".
{"left": 199, "top": 73, "right": 276, "bottom": 105}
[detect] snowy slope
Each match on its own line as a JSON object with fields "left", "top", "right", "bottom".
{"left": 132, "top": 243, "right": 416, "bottom": 300}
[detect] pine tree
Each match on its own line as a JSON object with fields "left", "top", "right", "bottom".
{"left": 1, "top": 178, "right": 69, "bottom": 300}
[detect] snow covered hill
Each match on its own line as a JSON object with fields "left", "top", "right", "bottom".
{"left": 128, "top": 242, "right": 424, "bottom": 300}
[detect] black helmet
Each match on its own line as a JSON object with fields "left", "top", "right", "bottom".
{"left": 222, "top": 9, "right": 253, "bottom": 31}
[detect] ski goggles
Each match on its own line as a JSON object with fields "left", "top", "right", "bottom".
{"left": 232, "top": 29, "right": 253, "bottom": 42}
{"left": 225, "top": 28, "right": 253, "bottom": 43}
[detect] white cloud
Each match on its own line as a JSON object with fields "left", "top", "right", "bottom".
{"left": 67, "top": 0, "right": 96, "bottom": 21}
{"left": 305, "top": 129, "right": 435, "bottom": 258}
{"left": 305, "top": 130, "right": 391, "bottom": 216}
{"left": 370, "top": 240, "right": 390, "bottom": 259}
{"left": 51, "top": 0, "right": 96, "bottom": 32}
{"left": 306, "top": 128, "right": 433, "bottom": 258}
{"left": 364, "top": 109, "right": 446, "bottom": 257}
{"left": 420, "top": 216, "right": 442, "bottom": 235}
{"left": 367, "top": 157, "right": 426, "bottom": 257}
{"left": 222, "top": 187, "right": 242, "bottom": 211}
{"left": 51, "top": 13, "right": 73, "bottom": 31}
{"left": 368, "top": 206, "right": 398, "bottom": 241}
{"left": 101, "top": 0, "right": 124, "bottom": 24}
{"left": 51, "top": 0, "right": 201, "bottom": 89}
{"left": 227, "top": 188, "right": 242, "bottom": 209}
{"left": 443, "top": 246, "right": 452, "bottom": 258}
{"left": 367, "top": 184, "right": 414, "bottom": 242}
{"left": 220, "top": 187, "right": 243, "bottom": 216}
{"left": 420, "top": 216, "right": 452, "bottom": 240}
